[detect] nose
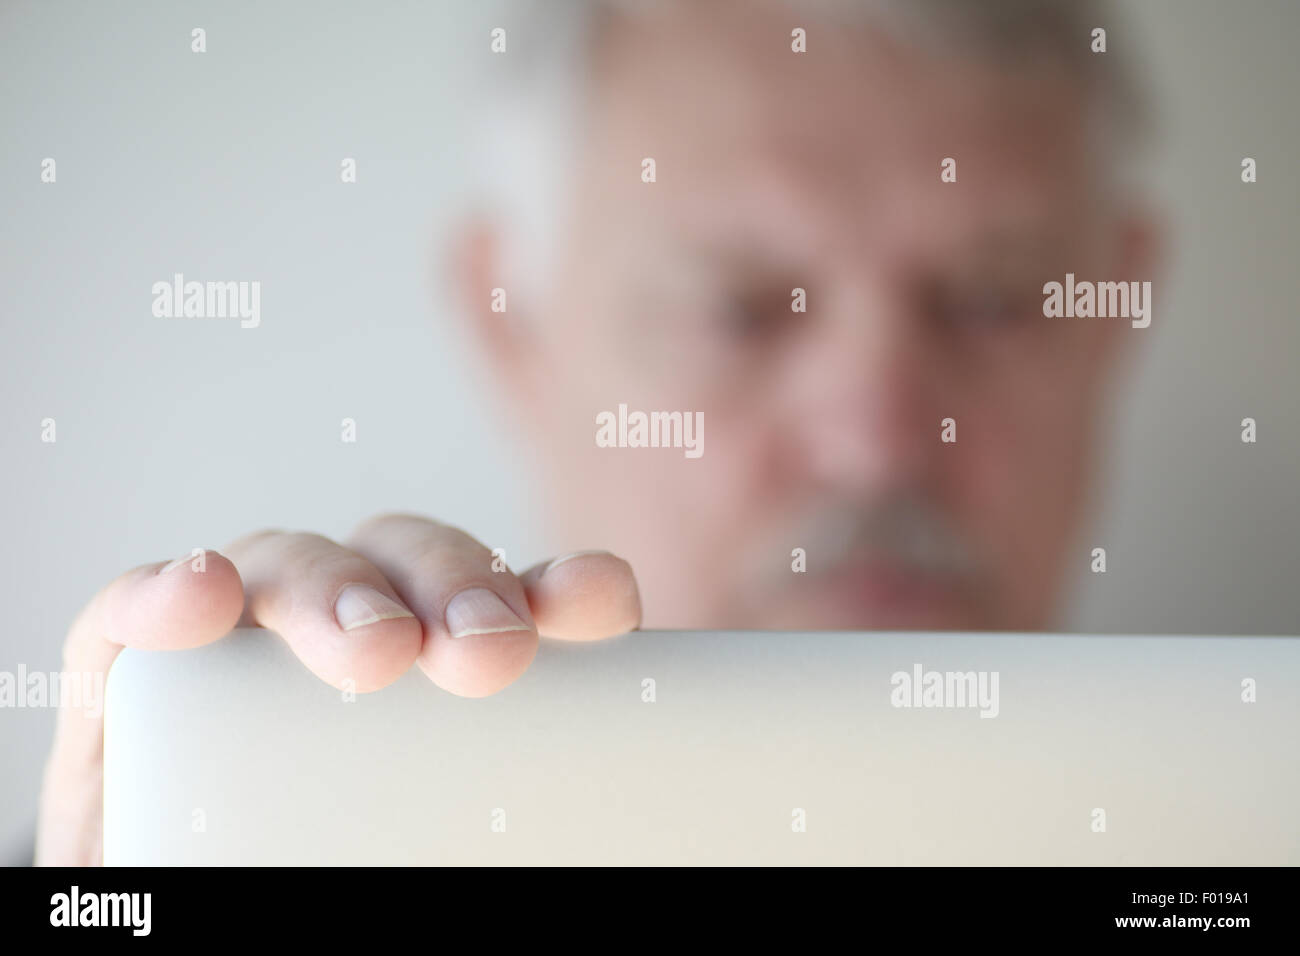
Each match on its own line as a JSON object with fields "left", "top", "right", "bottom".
{"left": 781, "top": 278, "right": 939, "bottom": 498}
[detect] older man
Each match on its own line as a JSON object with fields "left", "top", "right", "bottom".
{"left": 37, "top": 0, "right": 1156, "bottom": 864}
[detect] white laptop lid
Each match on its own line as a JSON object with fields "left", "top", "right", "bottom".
{"left": 103, "top": 629, "right": 1299, "bottom": 865}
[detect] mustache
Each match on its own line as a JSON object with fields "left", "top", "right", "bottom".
{"left": 750, "top": 496, "right": 984, "bottom": 587}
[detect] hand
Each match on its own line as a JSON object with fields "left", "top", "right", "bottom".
{"left": 35, "top": 513, "right": 641, "bottom": 865}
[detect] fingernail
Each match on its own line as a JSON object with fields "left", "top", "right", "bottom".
{"left": 334, "top": 584, "right": 415, "bottom": 632}
{"left": 445, "top": 587, "right": 530, "bottom": 639}
{"left": 544, "top": 550, "right": 611, "bottom": 575}
{"left": 159, "top": 551, "right": 203, "bottom": 574}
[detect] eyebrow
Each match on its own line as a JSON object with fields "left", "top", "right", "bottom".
{"left": 669, "top": 218, "right": 829, "bottom": 279}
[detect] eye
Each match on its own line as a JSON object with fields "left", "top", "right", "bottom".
{"left": 932, "top": 285, "right": 1028, "bottom": 331}
{"left": 716, "top": 288, "right": 795, "bottom": 344}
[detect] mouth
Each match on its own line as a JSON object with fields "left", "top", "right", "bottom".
{"left": 756, "top": 558, "right": 979, "bottom": 630}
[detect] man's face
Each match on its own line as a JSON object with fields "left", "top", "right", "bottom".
{"left": 495, "top": 4, "right": 1138, "bottom": 631}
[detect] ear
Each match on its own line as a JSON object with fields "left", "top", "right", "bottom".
{"left": 443, "top": 216, "right": 540, "bottom": 402}
{"left": 1098, "top": 207, "right": 1165, "bottom": 371}
{"left": 1117, "top": 205, "right": 1164, "bottom": 285}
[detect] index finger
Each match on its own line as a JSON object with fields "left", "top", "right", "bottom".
{"left": 38, "top": 550, "right": 244, "bottom": 865}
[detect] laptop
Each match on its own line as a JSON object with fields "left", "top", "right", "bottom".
{"left": 102, "top": 628, "right": 1299, "bottom": 865}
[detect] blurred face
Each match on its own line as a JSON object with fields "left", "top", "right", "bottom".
{"left": 480, "top": 3, "right": 1144, "bottom": 630}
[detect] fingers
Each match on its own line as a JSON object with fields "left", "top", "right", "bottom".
{"left": 519, "top": 551, "right": 642, "bottom": 641}
{"left": 38, "top": 550, "right": 245, "bottom": 865}
{"left": 347, "top": 515, "right": 539, "bottom": 698}
{"left": 57, "top": 549, "right": 245, "bottom": 747}
{"left": 37, "top": 524, "right": 642, "bottom": 867}
{"left": 223, "top": 530, "right": 423, "bottom": 693}
{"left": 69, "top": 550, "right": 246, "bottom": 659}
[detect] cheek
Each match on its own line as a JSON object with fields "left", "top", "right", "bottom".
{"left": 537, "top": 342, "right": 770, "bottom": 619}
{"left": 949, "top": 350, "right": 1100, "bottom": 591}
{"left": 589, "top": 452, "right": 763, "bottom": 628}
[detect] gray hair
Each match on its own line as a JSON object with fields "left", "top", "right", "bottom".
{"left": 464, "top": 0, "right": 1151, "bottom": 298}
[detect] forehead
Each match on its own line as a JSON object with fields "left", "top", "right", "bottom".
{"left": 576, "top": 5, "right": 1095, "bottom": 257}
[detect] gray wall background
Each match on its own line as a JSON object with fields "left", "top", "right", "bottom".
{"left": 2, "top": 0, "right": 1297, "bottom": 855}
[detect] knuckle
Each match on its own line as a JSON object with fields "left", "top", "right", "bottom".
{"left": 351, "top": 512, "right": 440, "bottom": 539}
{"left": 274, "top": 531, "right": 336, "bottom": 556}
{"left": 224, "top": 527, "right": 287, "bottom": 553}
